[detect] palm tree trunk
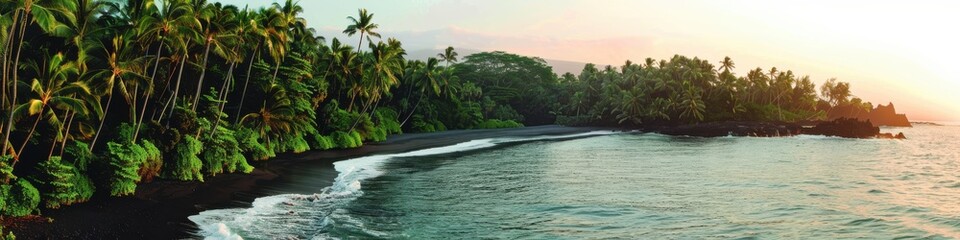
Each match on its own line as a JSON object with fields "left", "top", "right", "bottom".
{"left": 133, "top": 86, "right": 151, "bottom": 142}
{"left": 48, "top": 109, "right": 70, "bottom": 160}
{"left": 154, "top": 61, "right": 178, "bottom": 121}
{"left": 89, "top": 91, "right": 114, "bottom": 151}
{"left": 348, "top": 87, "right": 358, "bottom": 111}
{"left": 3, "top": 11, "right": 28, "bottom": 156}
{"left": 16, "top": 104, "right": 43, "bottom": 162}
{"left": 134, "top": 41, "right": 165, "bottom": 140}
{"left": 356, "top": 32, "right": 364, "bottom": 54}
{"left": 58, "top": 111, "right": 76, "bottom": 157}
{"left": 209, "top": 61, "right": 235, "bottom": 139}
{"left": 235, "top": 45, "right": 259, "bottom": 124}
{"left": 167, "top": 54, "right": 189, "bottom": 122}
{"left": 1, "top": 9, "right": 19, "bottom": 110}
{"left": 131, "top": 83, "right": 139, "bottom": 124}
{"left": 349, "top": 95, "right": 375, "bottom": 132}
{"left": 399, "top": 90, "right": 425, "bottom": 128}
{"left": 192, "top": 41, "right": 212, "bottom": 111}
{"left": 271, "top": 56, "right": 282, "bottom": 83}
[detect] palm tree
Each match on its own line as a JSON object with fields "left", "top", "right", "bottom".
{"left": 614, "top": 87, "right": 645, "bottom": 125}
{"left": 437, "top": 46, "right": 458, "bottom": 67}
{"left": 88, "top": 34, "right": 147, "bottom": 150}
{"left": 241, "top": 84, "right": 295, "bottom": 150}
{"left": 263, "top": 0, "right": 305, "bottom": 83}
{"left": 14, "top": 53, "right": 89, "bottom": 162}
{"left": 191, "top": 2, "right": 240, "bottom": 111}
{"left": 136, "top": 0, "right": 198, "bottom": 120}
{"left": 233, "top": 7, "right": 266, "bottom": 124}
{"left": 679, "top": 81, "right": 705, "bottom": 123}
{"left": 343, "top": 8, "right": 380, "bottom": 54}
{"left": 349, "top": 40, "right": 403, "bottom": 130}
{"left": 318, "top": 38, "right": 349, "bottom": 99}
{"left": 399, "top": 57, "right": 441, "bottom": 127}
{"left": 3, "top": 0, "right": 73, "bottom": 155}
{"left": 718, "top": 56, "right": 735, "bottom": 74}
{"left": 62, "top": 0, "right": 107, "bottom": 73}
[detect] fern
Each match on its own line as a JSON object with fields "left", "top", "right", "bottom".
{"left": 0, "top": 155, "right": 14, "bottom": 184}
{"left": 68, "top": 168, "right": 95, "bottom": 204}
{"left": 33, "top": 157, "right": 78, "bottom": 209}
{"left": 63, "top": 141, "right": 93, "bottom": 172}
{"left": 235, "top": 127, "right": 271, "bottom": 161}
{"left": 139, "top": 140, "right": 163, "bottom": 183}
{"left": 162, "top": 136, "right": 204, "bottom": 182}
{"left": 2, "top": 179, "right": 40, "bottom": 217}
{"left": 311, "top": 135, "right": 336, "bottom": 150}
{"left": 375, "top": 108, "right": 402, "bottom": 134}
{"left": 201, "top": 126, "right": 254, "bottom": 175}
{"left": 104, "top": 142, "right": 145, "bottom": 196}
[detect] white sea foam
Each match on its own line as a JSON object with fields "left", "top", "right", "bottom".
{"left": 188, "top": 130, "right": 617, "bottom": 239}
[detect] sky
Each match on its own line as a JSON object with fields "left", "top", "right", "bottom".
{"left": 215, "top": 0, "right": 960, "bottom": 121}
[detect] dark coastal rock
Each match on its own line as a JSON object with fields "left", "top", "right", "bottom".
{"left": 657, "top": 121, "right": 802, "bottom": 137}
{"left": 657, "top": 118, "right": 905, "bottom": 139}
{"left": 829, "top": 102, "right": 912, "bottom": 127}
{"left": 802, "top": 118, "right": 880, "bottom": 138}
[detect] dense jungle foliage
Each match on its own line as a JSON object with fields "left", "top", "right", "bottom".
{"left": 0, "top": 1, "right": 868, "bottom": 234}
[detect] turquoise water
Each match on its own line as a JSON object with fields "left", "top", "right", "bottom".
{"left": 191, "top": 124, "right": 960, "bottom": 239}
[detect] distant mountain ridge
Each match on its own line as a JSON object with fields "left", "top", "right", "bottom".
{"left": 406, "top": 48, "right": 601, "bottom": 76}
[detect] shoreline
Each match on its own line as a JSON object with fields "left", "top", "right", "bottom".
{"left": 6, "top": 125, "right": 606, "bottom": 239}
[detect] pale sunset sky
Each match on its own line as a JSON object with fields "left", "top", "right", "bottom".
{"left": 216, "top": 0, "right": 960, "bottom": 121}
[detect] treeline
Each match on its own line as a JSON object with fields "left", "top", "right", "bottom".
{"left": 552, "top": 56, "right": 868, "bottom": 127}
{"left": 452, "top": 52, "right": 869, "bottom": 128}
{"left": 0, "top": 0, "right": 524, "bottom": 229}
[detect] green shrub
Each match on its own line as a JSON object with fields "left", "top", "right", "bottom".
{"left": 0, "top": 183, "right": 8, "bottom": 213}
{"left": 104, "top": 142, "right": 145, "bottom": 196}
{"left": 475, "top": 119, "right": 524, "bottom": 129}
{"left": 33, "top": 157, "right": 78, "bottom": 209}
{"left": 367, "top": 126, "right": 387, "bottom": 142}
{"left": 227, "top": 152, "right": 254, "bottom": 174}
{"left": 139, "top": 140, "right": 163, "bottom": 183}
{"left": 349, "top": 130, "right": 364, "bottom": 147}
{"left": 2, "top": 179, "right": 40, "bottom": 217}
{"left": 63, "top": 141, "right": 94, "bottom": 172}
{"left": 489, "top": 105, "right": 525, "bottom": 123}
{"left": 554, "top": 115, "right": 594, "bottom": 126}
{"left": 275, "top": 133, "right": 310, "bottom": 154}
{"left": 68, "top": 169, "right": 95, "bottom": 204}
{"left": 431, "top": 119, "right": 447, "bottom": 131}
{"left": 311, "top": 135, "right": 336, "bottom": 150}
{"left": 0, "top": 224, "right": 14, "bottom": 239}
{"left": 162, "top": 136, "right": 204, "bottom": 182}
{"left": 235, "top": 127, "right": 272, "bottom": 161}
{"left": 169, "top": 106, "right": 200, "bottom": 136}
{"left": 355, "top": 114, "right": 376, "bottom": 141}
{"left": 410, "top": 115, "right": 436, "bottom": 133}
{"left": 332, "top": 131, "right": 363, "bottom": 149}
{"left": 375, "top": 108, "right": 402, "bottom": 134}
{"left": 201, "top": 127, "right": 253, "bottom": 175}
{"left": 0, "top": 155, "right": 13, "bottom": 184}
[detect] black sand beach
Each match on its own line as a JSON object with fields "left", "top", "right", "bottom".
{"left": 5, "top": 125, "right": 603, "bottom": 239}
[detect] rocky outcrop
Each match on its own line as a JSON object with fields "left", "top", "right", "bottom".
{"left": 656, "top": 118, "right": 905, "bottom": 139}
{"left": 802, "top": 118, "right": 879, "bottom": 138}
{"left": 830, "top": 102, "right": 912, "bottom": 127}
{"left": 656, "top": 121, "right": 802, "bottom": 137}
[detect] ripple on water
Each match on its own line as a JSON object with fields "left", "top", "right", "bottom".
{"left": 191, "top": 125, "right": 960, "bottom": 239}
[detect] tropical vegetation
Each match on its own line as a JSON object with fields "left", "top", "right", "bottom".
{"left": 0, "top": 1, "right": 870, "bottom": 235}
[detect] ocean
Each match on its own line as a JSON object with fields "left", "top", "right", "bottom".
{"left": 189, "top": 123, "right": 960, "bottom": 239}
